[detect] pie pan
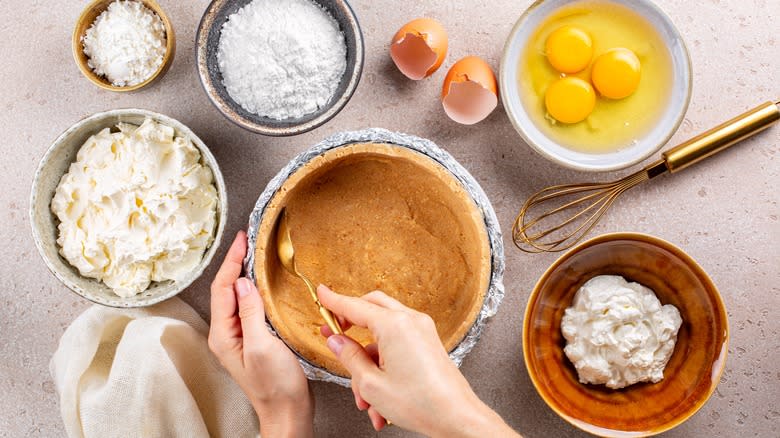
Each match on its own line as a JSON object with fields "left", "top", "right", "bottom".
{"left": 245, "top": 128, "right": 505, "bottom": 386}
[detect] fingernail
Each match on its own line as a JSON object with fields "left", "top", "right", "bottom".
{"left": 235, "top": 278, "right": 252, "bottom": 298}
{"left": 327, "top": 335, "right": 345, "bottom": 356}
{"left": 317, "top": 284, "right": 332, "bottom": 295}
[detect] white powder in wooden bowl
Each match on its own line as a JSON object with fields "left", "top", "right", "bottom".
{"left": 217, "top": 0, "right": 347, "bottom": 120}
{"left": 82, "top": 1, "right": 167, "bottom": 87}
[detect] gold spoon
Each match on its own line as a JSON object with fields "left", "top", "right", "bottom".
{"left": 276, "top": 209, "right": 343, "bottom": 335}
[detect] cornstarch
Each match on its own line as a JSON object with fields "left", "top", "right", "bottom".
{"left": 217, "top": 0, "right": 347, "bottom": 120}
{"left": 82, "top": 0, "right": 167, "bottom": 87}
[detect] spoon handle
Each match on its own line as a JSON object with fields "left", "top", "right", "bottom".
{"left": 318, "top": 305, "right": 344, "bottom": 336}
{"left": 300, "top": 274, "right": 343, "bottom": 335}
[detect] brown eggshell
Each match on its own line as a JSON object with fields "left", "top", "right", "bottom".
{"left": 441, "top": 56, "right": 499, "bottom": 125}
{"left": 390, "top": 18, "right": 448, "bottom": 80}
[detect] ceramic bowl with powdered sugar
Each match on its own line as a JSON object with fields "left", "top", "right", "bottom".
{"left": 196, "top": 0, "right": 364, "bottom": 136}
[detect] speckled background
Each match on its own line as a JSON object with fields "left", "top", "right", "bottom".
{"left": 1, "top": 0, "right": 777, "bottom": 436}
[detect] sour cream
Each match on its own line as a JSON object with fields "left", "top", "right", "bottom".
{"left": 561, "top": 275, "right": 682, "bottom": 389}
{"left": 51, "top": 119, "right": 218, "bottom": 297}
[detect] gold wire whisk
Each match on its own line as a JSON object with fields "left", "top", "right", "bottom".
{"left": 513, "top": 101, "right": 780, "bottom": 253}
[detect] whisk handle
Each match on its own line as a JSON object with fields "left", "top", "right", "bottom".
{"left": 663, "top": 101, "right": 780, "bottom": 173}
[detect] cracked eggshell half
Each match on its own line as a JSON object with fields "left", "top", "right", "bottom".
{"left": 390, "top": 18, "right": 448, "bottom": 80}
{"left": 441, "top": 56, "right": 499, "bottom": 125}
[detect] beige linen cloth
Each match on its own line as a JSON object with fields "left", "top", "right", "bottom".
{"left": 50, "top": 297, "right": 259, "bottom": 438}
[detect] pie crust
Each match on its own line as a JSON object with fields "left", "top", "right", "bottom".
{"left": 254, "top": 143, "right": 491, "bottom": 377}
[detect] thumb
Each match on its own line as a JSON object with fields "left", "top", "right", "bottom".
{"left": 326, "top": 334, "right": 378, "bottom": 379}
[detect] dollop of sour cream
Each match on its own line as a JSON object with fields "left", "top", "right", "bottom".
{"left": 561, "top": 275, "right": 682, "bottom": 389}
{"left": 51, "top": 119, "right": 218, "bottom": 297}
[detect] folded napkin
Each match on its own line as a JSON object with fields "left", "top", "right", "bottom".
{"left": 50, "top": 297, "right": 259, "bottom": 438}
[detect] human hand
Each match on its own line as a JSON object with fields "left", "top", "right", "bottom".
{"left": 208, "top": 231, "right": 313, "bottom": 438}
{"left": 318, "top": 285, "right": 518, "bottom": 437}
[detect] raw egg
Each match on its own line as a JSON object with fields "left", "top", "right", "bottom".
{"left": 390, "top": 18, "right": 448, "bottom": 80}
{"left": 518, "top": 1, "right": 673, "bottom": 153}
{"left": 545, "top": 26, "right": 593, "bottom": 73}
{"left": 441, "top": 56, "right": 498, "bottom": 125}
{"left": 545, "top": 77, "right": 596, "bottom": 124}
{"left": 592, "top": 48, "right": 641, "bottom": 99}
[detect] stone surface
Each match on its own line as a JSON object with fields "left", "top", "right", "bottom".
{"left": 0, "top": 0, "right": 777, "bottom": 437}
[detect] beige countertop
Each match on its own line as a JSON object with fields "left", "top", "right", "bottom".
{"left": 1, "top": 0, "right": 778, "bottom": 436}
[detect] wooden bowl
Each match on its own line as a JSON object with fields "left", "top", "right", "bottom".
{"left": 72, "top": 0, "right": 176, "bottom": 92}
{"left": 523, "top": 233, "right": 728, "bottom": 437}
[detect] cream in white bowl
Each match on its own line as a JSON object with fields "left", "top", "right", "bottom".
{"left": 51, "top": 119, "right": 219, "bottom": 298}
{"left": 500, "top": 0, "right": 692, "bottom": 171}
{"left": 30, "top": 109, "right": 228, "bottom": 307}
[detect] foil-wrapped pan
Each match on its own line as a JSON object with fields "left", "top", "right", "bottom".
{"left": 245, "top": 128, "right": 505, "bottom": 387}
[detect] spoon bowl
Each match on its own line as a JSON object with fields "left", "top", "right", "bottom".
{"left": 275, "top": 209, "right": 343, "bottom": 335}
{"left": 276, "top": 211, "right": 299, "bottom": 276}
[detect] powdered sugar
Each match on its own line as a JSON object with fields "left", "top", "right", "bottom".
{"left": 82, "top": 0, "right": 167, "bottom": 87}
{"left": 217, "top": 0, "right": 347, "bottom": 120}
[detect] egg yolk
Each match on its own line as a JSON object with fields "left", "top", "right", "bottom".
{"left": 545, "top": 77, "right": 596, "bottom": 124}
{"left": 545, "top": 26, "right": 593, "bottom": 73}
{"left": 592, "top": 48, "right": 641, "bottom": 99}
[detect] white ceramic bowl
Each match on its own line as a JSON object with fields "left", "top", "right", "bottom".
{"left": 500, "top": 0, "right": 692, "bottom": 171}
{"left": 30, "top": 109, "right": 228, "bottom": 307}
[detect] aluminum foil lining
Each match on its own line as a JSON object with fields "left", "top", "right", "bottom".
{"left": 245, "top": 128, "right": 505, "bottom": 388}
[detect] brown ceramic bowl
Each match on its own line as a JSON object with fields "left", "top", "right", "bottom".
{"left": 523, "top": 233, "right": 728, "bottom": 437}
{"left": 73, "top": 0, "right": 176, "bottom": 92}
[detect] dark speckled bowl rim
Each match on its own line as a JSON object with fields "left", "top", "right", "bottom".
{"left": 195, "top": 0, "right": 364, "bottom": 136}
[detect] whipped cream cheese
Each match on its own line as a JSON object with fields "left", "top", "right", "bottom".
{"left": 51, "top": 119, "right": 218, "bottom": 297}
{"left": 561, "top": 275, "right": 682, "bottom": 389}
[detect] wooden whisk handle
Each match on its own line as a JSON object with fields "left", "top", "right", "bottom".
{"left": 663, "top": 101, "right": 780, "bottom": 173}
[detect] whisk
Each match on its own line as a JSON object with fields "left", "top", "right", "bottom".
{"left": 513, "top": 100, "right": 780, "bottom": 253}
